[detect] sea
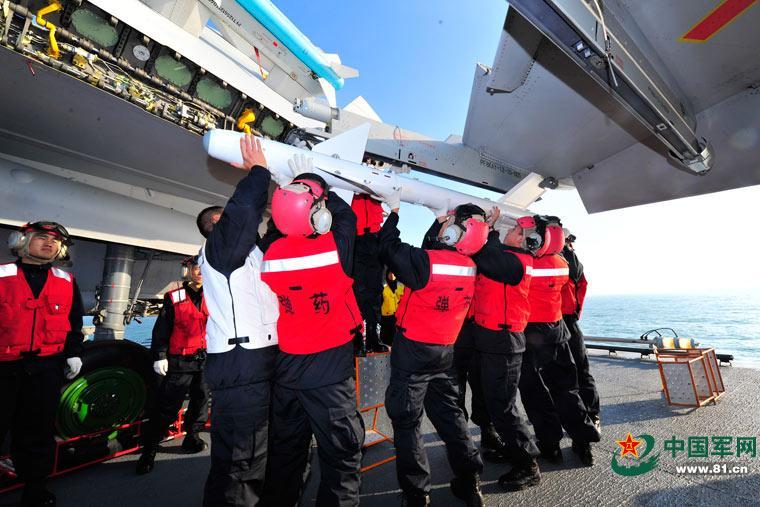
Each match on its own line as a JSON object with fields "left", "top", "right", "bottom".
{"left": 88, "top": 290, "right": 760, "bottom": 369}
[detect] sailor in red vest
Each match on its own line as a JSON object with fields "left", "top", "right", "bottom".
{"left": 259, "top": 172, "right": 365, "bottom": 506}
{"left": 560, "top": 230, "right": 600, "bottom": 431}
{"left": 519, "top": 216, "right": 600, "bottom": 467}
{"left": 377, "top": 195, "right": 489, "bottom": 507}
{"left": 137, "top": 255, "right": 210, "bottom": 474}
{"left": 0, "top": 221, "right": 84, "bottom": 506}
{"left": 468, "top": 210, "right": 542, "bottom": 491}
{"left": 420, "top": 218, "right": 503, "bottom": 464}
{"left": 350, "top": 193, "right": 388, "bottom": 353}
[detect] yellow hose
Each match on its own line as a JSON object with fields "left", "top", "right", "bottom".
{"left": 236, "top": 108, "right": 256, "bottom": 135}
{"left": 35, "top": 1, "right": 62, "bottom": 59}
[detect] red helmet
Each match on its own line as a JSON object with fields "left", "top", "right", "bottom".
{"left": 440, "top": 204, "right": 489, "bottom": 256}
{"left": 271, "top": 178, "right": 331, "bottom": 236}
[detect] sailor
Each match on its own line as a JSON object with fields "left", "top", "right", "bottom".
{"left": 519, "top": 217, "right": 600, "bottom": 467}
{"left": 136, "top": 255, "right": 210, "bottom": 474}
{"left": 376, "top": 194, "right": 488, "bottom": 507}
{"left": 259, "top": 172, "right": 365, "bottom": 506}
{"left": 195, "top": 135, "right": 280, "bottom": 506}
{"left": 350, "top": 193, "right": 388, "bottom": 353}
{"left": 0, "top": 221, "right": 84, "bottom": 506}
{"left": 469, "top": 211, "right": 541, "bottom": 490}
{"left": 379, "top": 270, "right": 404, "bottom": 346}
{"left": 421, "top": 218, "right": 503, "bottom": 462}
{"left": 560, "top": 229, "right": 600, "bottom": 430}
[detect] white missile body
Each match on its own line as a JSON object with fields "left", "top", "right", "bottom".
{"left": 203, "top": 123, "right": 527, "bottom": 225}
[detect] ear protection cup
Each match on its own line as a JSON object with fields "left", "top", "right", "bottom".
{"left": 8, "top": 231, "right": 25, "bottom": 254}
{"left": 57, "top": 244, "right": 69, "bottom": 261}
{"left": 311, "top": 203, "right": 333, "bottom": 235}
{"left": 440, "top": 224, "right": 464, "bottom": 247}
{"left": 525, "top": 231, "right": 543, "bottom": 253}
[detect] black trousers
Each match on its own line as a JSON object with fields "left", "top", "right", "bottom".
{"left": 263, "top": 376, "right": 364, "bottom": 507}
{"left": 353, "top": 233, "right": 384, "bottom": 348}
{"left": 142, "top": 368, "right": 210, "bottom": 447}
{"left": 563, "top": 315, "right": 600, "bottom": 418}
{"left": 519, "top": 326, "right": 599, "bottom": 446}
{"left": 385, "top": 365, "right": 483, "bottom": 495}
{"left": 379, "top": 315, "right": 396, "bottom": 346}
{"left": 203, "top": 347, "right": 276, "bottom": 507}
{"left": 479, "top": 351, "right": 537, "bottom": 462}
{"left": 0, "top": 357, "right": 64, "bottom": 484}
{"left": 453, "top": 344, "right": 490, "bottom": 428}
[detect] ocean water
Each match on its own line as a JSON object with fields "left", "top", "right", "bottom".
{"left": 97, "top": 290, "right": 760, "bottom": 369}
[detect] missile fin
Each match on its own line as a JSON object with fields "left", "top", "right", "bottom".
{"left": 312, "top": 123, "right": 371, "bottom": 164}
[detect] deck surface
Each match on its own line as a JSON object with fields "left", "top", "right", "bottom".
{"left": 2, "top": 351, "right": 759, "bottom": 506}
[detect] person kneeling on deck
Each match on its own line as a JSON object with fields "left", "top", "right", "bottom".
{"left": 519, "top": 217, "right": 600, "bottom": 467}
{"left": 0, "top": 221, "right": 84, "bottom": 507}
{"left": 198, "top": 135, "right": 279, "bottom": 506}
{"left": 259, "top": 171, "right": 365, "bottom": 506}
{"left": 376, "top": 195, "right": 488, "bottom": 507}
{"left": 137, "top": 255, "right": 210, "bottom": 474}
{"left": 469, "top": 211, "right": 541, "bottom": 490}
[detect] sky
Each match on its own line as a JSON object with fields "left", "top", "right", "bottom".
{"left": 273, "top": 0, "right": 760, "bottom": 296}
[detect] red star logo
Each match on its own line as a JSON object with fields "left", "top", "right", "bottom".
{"left": 616, "top": 433, "right": 643, "bottom": 459}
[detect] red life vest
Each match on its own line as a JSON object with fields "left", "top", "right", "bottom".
{"left": 396, "top": 250, "right": 476, "bottom": 345}
{"left": 561, "top": 273, "right": 588, "bottom": 318}
{"left": 472, "top": 251, "right": 534, "bottom": 333}
{"left": 0, "top": 263, "right": 73, "bottom": 361}
{"left": 261, "top": 232, "right": 362, "bottom": 354}
{"left": 351, "top": 194, "right": 384, "bottom": 235}
{"left": 528, "top": 254, "right": 569, "bottom": 323}
{"left": 166, "top": 287, "right": 208, "bottom": 355}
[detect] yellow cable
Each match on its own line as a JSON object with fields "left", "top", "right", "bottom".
{"left": 236, "top": 108, "right": 256, "bottom": 134}
{"left": 35, "top": 1, "right": 62, "bottom": 59}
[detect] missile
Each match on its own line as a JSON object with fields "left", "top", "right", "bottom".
{"left": 202, "top": 123, "right": 527, "bottom": 225}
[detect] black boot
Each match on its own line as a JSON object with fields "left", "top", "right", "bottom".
{"left": 538, "top": 441, "right": 563, "bottom": 463}
{"left": 480, "top": 424, "right": 504, "bottom": 451}
{"left": 21, "top": 482, "right": 56, "bottom": 507}
{"left": 572, "top": 440, "right": 594, "bottom": 466}
{"left": 136, "top": 445, "right": 157, "bottom": 475}
{"left": 400, "top": 491, "right": 430, "bottom": 507}
{"left": 181, "top": 434, "right": 207, "bottom": 454}
{"left": 590, "top": 414, "right": 602, "bottom": 434}
{"left": 450, "top": 474, "right": 484, "bottom": 507}
{"left": 498, "top": 458, "right": 541, "bottom": 491}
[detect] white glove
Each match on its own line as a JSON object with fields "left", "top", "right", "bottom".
{"left": 280, "top": 154, "right": 314, "bottom": 187}
{"left": 377, "top": 187, "right": 401, "bottom": 210}
{"left": 428, "top": 200, "right": 451, "bottom": 219}
{"left": 153, "top": 359, "right": 168, "bottom": 376}
{"left": 65, "top": 357, "right": 83, "bottom": 380}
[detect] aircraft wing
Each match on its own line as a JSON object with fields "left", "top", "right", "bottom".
{"left": 463, "top": 1, "right": 760, "bottom": 213}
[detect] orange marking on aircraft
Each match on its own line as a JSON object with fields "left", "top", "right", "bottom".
{"left": 680, "top": 0, "right": 757, "bottom": 42}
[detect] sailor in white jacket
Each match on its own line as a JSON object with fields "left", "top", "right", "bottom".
{"left": 197, "top": 135, "right": 279, "bottom": 506}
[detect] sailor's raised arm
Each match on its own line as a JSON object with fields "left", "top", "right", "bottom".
{"left": 204, "top": 134, "right": 271, "bottom": 277}
{"left": 471, "top": 230, "right": 524, "bottom": 285}
{"left": 378, "top": 211, "right": 430, "bottom": 291}
{"left": 325, "top": 190, "right": 357, "bottom": 276}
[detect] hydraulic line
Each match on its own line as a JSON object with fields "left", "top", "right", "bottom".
{"left": 35, "top": 0, "right": 62, "bottom": 58}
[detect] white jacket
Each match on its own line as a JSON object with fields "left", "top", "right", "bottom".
{"left": 199, "top": 245, "right": 279, "bottom": 353}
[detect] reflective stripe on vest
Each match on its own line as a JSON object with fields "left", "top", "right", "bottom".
{"left": 396, "top": 249, "right": 476, "bottom": 345}
{"left": 0, "top": 263, "right": 73, "bottom": 361}
{"left": 261, "top": 232, "right": 362, "bottom": 354}
{"left": 472, "top": 250, "right": 533, "bottom": 333}
{"left": 261, "top": 250, "right": 339, "bottom": 273}
{"left": 167, "top": 288, "right": 208, "bottom": 356}
{"left": 528, "top": 254, "right": 569, "bottom": 323}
